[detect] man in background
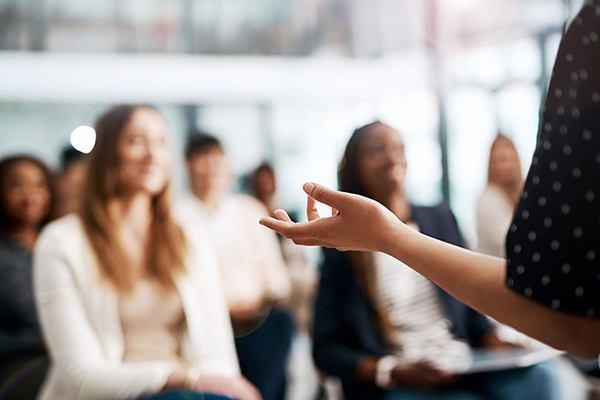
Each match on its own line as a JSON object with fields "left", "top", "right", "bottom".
{"left": 178, "top": 132, "right": 294, "bottom": 400}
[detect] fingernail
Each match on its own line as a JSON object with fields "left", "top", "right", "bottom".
{"left": 303, "top": 182, "right": 315, "bottom": 193}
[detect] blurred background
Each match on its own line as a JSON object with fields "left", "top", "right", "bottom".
{"left": 0, "top": 0, "right": 587, "bottom": 243}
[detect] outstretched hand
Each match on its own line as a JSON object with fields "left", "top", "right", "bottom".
{"left": 259, "top": 182, "right": 404, "bottom": 253}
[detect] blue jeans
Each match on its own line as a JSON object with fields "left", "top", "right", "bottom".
{"left": 386, "top": 362, "right": 560, "bottom": 400}
{"left": 138, "top": 389, "right": 231, "bottom": 400}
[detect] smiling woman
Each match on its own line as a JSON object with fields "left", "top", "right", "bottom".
{"left": 260, "top": 0, "right": 600, "bottom": 358}
{"left": 80, "top": 105, "right": 183, "bottom": 293}
{"left": 33, "top": 105, "right": 260, "bottom": 400}
{"left": 0, "top": 155, "right": 54, "bottom": 399}
{"left": 307, "top": 121, "right": 560, "bottom": 400}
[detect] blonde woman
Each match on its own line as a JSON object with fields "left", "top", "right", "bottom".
{"left": 34, "top": 105, "right": 259, "bottom": 400}
{"left": 476, "top": 134, "right": 523, "bottom": 258}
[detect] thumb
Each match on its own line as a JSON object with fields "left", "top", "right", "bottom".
{"left": 303, "top": 182, "right": 350, "bottom": 210}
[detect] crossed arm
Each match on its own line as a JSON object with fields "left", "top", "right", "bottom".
{"left": 260, "top": 183, "right": 600, "bottom": 357}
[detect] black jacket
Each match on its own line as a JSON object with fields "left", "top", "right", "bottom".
{"left": 312, "top": 204, "right": 493, "bottom": 400}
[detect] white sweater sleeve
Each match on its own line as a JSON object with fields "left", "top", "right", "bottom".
{"left": 33, "top": 224, "right": 175, "bottom": 400}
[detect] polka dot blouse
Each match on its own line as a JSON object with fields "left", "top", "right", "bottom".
{"left": 505, "top": 0, "right": 600, "bottom": 318}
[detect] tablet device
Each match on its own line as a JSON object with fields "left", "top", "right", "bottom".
{"left": 446, "top": 347, "right": 562, "bottom": 375}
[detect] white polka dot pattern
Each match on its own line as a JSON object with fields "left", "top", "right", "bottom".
{"left": 505, "top": 0, "right": 600, "bottom": 319}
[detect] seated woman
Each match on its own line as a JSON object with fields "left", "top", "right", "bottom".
{"left": 476, "top": 134, "right": 523, "bottom": 259}
{"left": 33, "top": 105, "right": 259, "bottom": 400}
{"left": 312, "top": 121, "right": 559, "bottom": 400}
{"left": 0, "top": 155, "right": 54, "bottom": 398}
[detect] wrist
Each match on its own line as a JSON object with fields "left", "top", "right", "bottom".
{"left": 390, "top": 364, "right": 410, "bottom": 386}
{"left": 375, "top": 355, "right": 399, "bottom": 389}
{"left": 378, "top": 218, "right": 410, "bottom": 255}
{"left": 164, "top": 366, "right": 201, "bottom": 390}
{"left": 164, "top": 367, "right": 187, "bottom": 389}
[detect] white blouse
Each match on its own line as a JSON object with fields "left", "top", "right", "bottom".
{"left": 33, "top": 214, "right": 239, "bottom": 400}
{"left": 176, "top": 194, "right": 291, "bottom": 312}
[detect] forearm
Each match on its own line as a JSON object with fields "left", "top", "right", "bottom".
{"left": 260, "top": 183, "right": 600, "bottom": 355}
{"left": 384, "top": 224, "right": 600, "bottom": 356}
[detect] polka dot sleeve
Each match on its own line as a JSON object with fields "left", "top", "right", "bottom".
{"left": 505, "top": 0, "right": 600, "bottom": 318}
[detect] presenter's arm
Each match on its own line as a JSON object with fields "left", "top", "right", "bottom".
{"left": 260, "top": 183, "right": 600, "bottom": 357}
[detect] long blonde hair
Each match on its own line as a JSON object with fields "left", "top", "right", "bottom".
{"left": 79, "top": 105, "right": 187, "bottom": 294}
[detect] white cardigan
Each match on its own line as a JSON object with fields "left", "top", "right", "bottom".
{"left": 33, "top": 214, "right": 239, "bottom": 400}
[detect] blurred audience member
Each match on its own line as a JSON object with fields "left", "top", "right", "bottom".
{"left": 0, "top": 155, "right": 53, "bottom": 398}
{"left": 179, "top": 133, "right": 293, "bottom": 400}
{"left": 250, "top": 162, "right": 279, "bottom": 217}
{"left": 312, "top": 122, "right": 559, "bottom": 400}
{"left": 249, "top": 161, "right": 317, "bottom": 332}
{"left": 249, "top": 161, "right": 320, "bottom": 400}
{"left": 476, "top": 134, "right": 523, "bottom": 258}
{"left": 55, "top": 146, "right": 88, "bottom": 218}
{"left": 476, "top": 135, "right": 531, "bottom": 343}
{"left": 475, "top": 135, "right": 588, "bottom": 397}
{"left": 34, "top": 105, "right": 259, "bottom": 400}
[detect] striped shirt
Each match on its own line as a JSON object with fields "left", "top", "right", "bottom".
{"left": 373, "top": 233, "right": 471, "bottom": 369}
